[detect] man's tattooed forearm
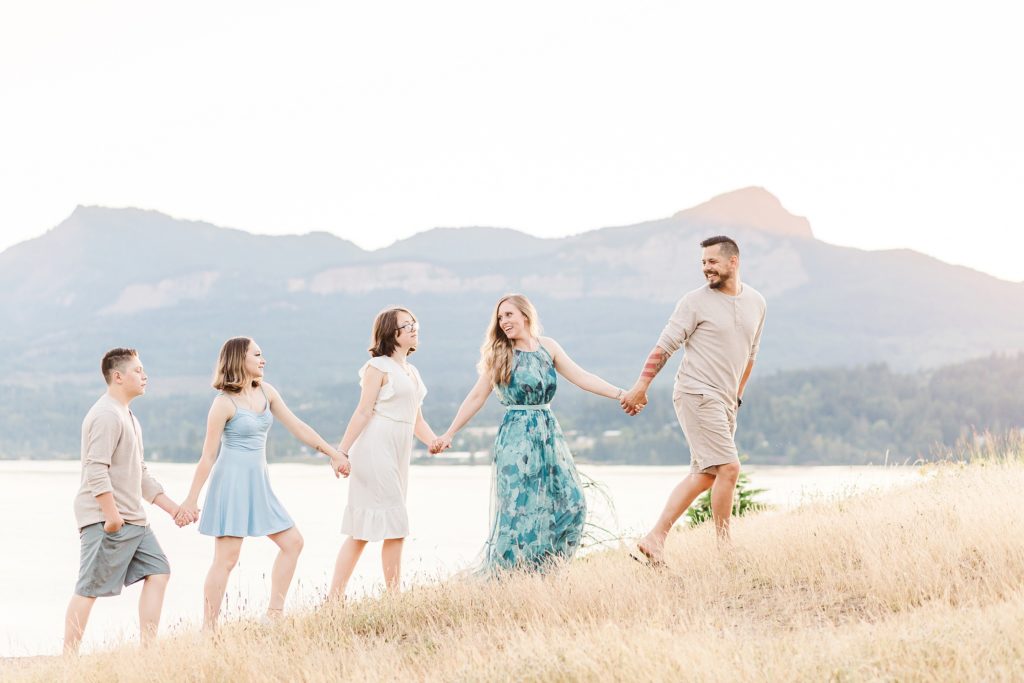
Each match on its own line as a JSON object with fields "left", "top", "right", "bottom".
{"left": 640, "top": 348, "right": 668, "bottom": 380}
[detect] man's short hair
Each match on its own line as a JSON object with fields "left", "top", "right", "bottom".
{"left": 700, "top": 235, "right": 739, "bottom": 258}
{"left": 101, "top": 348, "right": 138, "bottom": 384}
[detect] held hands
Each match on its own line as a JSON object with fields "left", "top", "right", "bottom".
{"left": 620, "top": 383, "right": 649, "bottom": 416}
{"left": 324, "top": 444, "right": 350, "bottom": 478}
{"left": 330, "top": 451, "right": 351, "bottom": 478}
{"left": 174, "top": 500, "right": 200, "bottom": 527}
{"left": 429, "top": 433, "right": 453, "bottom": 455}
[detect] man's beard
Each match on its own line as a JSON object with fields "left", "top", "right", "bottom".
{"left": 706, "top": 270, "right": 732, "bottom": 289}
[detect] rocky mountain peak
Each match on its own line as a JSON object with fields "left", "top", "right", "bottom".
{"left": 674, "top": 187, "right": 813, "bottom": 239}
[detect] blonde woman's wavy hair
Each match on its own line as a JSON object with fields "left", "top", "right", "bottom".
{"left": 212, "top": 337, "right": 259, "bottom": 393}
{"left": 478, "top": 294, "right": 542, "bottom": 387}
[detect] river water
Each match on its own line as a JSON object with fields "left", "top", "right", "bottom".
{"left": 0, "top": 461, "right": 921, "bottom": 656}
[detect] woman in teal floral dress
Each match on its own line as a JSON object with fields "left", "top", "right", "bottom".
{"left": 433, "top": 294, "right": 626, "bottom": 572}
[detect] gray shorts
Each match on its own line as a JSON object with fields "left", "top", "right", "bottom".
{"left": 75, "top": 523, "right": 170, "bottom": 598}
{"left": 673, "top": 392, "right": 739, "bottom": 474}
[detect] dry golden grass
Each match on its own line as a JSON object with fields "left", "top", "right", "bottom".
{"left": 11, "top": 438, "right": 1024, "bottom": 682}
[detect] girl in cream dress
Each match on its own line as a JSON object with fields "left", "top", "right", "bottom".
{"left": 330, "top": 307, "right": 437, "bottom": 596}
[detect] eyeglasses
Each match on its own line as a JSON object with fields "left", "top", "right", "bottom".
{"left": 398, "top": 321, "right": 419, "bottom": 333}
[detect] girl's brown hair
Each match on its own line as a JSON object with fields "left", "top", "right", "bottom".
{"left": 478, "top": 294, "right": 541, "bottom": 387}
{"left": 369, "top": 307, "right": 417, "bottom": 358}
{"left": 212, "top": 337, "right": 258, "bottom": 393}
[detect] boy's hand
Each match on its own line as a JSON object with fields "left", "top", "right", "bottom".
{"left": 174, "top": 513, "right": 196, "bottom": 527}
{"left": 176, "top": 500, "right": 200, "bottom": 526}
{"left": 104, "top": 515, "right": 125, "bottom": 533}
{"left": 167, "top": 504, "right": 192, "bottom": 527}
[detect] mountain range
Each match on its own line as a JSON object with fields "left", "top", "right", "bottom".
{"left": 2, "top": 187, "right": 1023, "bottom": 394}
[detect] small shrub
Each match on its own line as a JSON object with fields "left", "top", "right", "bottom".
{"left": 685, "top": 470, "right": 768, "bottom": 527}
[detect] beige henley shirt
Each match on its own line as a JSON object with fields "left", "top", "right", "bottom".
{"left": 656, "top": 283, "right": 767, "bottom": 410}
{"left": 73, "top": 393, "right": 165, "bottom": 530}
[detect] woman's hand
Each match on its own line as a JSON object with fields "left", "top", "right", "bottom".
{"left": 330, "top": 452, "right": 351, "bottom": 478}
{"left": 429, "top": 433, "right": 452, "bottom": 454}
{"left": 621, "top": 382, "right": 648, "bottom": 416}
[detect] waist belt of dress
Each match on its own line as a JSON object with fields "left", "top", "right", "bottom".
{"left": 373, "top": 413, "right": 414, "bottom": 425}
{"left": 505, "top": 404, "right": 551, "bottom": 411}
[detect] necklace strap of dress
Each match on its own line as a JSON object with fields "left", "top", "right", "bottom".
{"left": 535, "top": 341, "right": 553, "bottom": 363}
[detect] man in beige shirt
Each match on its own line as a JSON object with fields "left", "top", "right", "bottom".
{"left": 64, "top": 348, "right": 195, "bottom": 654}
{"left": 622, "top": 236, "right": 766, "bottom": 564}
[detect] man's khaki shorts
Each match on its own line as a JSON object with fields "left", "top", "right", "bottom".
{"left": 673, "top": 392, "right": 739, "bottom": 474}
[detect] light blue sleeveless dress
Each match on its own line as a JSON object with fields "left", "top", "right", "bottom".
{"left": 479, "top": 344, "right": 587, "bottom": 573}
{"left": 199, "top": 387, "right": 295, "bottom": 537}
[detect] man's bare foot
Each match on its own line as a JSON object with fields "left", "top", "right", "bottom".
{"left": 634, "top": 535, "right": 666, "bottom": 567}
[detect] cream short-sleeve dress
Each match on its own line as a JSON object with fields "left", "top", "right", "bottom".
{"left": 342, "top": 355, "right": 427, "bottom": 541}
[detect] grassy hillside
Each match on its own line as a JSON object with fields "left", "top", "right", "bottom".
{"left": 9, "top": 438, "right": 1024, "bottom": 681}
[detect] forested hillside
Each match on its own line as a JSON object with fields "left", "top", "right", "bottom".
{"left": 4, "top": 353, "right": 1020, "bottom": 465}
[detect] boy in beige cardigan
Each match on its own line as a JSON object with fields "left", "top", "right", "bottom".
{"left": 64, "top": 348, "right": 195, "bottom": 654}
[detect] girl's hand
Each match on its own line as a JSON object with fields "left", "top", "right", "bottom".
{"left": 175, "top": 500, "right": 200, "bottom": 526}
{"left": 430, "top": 434, "right": 452, "bottom": 454}
{"left": 330, "top": 453, "right": 351, "bottom": 478}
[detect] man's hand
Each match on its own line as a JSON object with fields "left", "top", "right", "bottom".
{"left": 103, "top": 514, "right": 125, "bottom": 533}
{"left": 622, "top": 346, "right": 669, "bottom": 416}
{"left": 620, "top": 382, "right": 649, "bottom": 416}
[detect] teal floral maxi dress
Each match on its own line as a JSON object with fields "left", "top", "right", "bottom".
{"left": 480, "top": 344, "right": 587, "bottom": 573}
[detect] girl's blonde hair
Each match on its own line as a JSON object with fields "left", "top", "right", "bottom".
{"left": 478, "top": 294, "right": 541, "bottom": 387}
{"left": 212, "top": 337, "right": 258, "bottom": 393}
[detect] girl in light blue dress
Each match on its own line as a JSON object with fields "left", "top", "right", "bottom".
{"left": 433, "top": 294, "right": 626, "bottom": 573}
{"left": 178, "top": 337, "right": 348, "bottom": 628}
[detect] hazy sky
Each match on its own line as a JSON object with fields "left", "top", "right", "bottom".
{"left": 2, "top": 1, "right": 1021, "bottom": 280}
